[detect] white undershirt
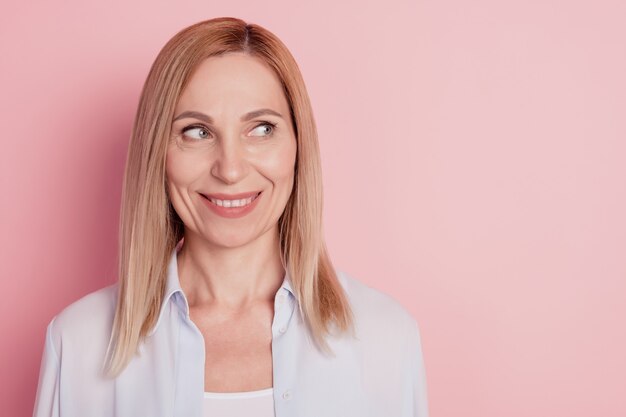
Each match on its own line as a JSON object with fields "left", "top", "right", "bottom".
{"left": 203, "top": 387, "right": 275, "bottom": 417}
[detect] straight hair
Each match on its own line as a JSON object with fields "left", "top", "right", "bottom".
{"left": 103, "top": 17, "right": 355, "bottom": 378}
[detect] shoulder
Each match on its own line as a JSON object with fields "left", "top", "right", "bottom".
{"left": 336, "top": 270, "right": 429, "bottom": 416}
{"left": 335, "top": 268, "right": 421, "bottom": 345}
{"left": 336, "top": 268, "right": 416, "bottom": 324}
{"left": 47, "top": 283, "right": 118, "bottom": 359}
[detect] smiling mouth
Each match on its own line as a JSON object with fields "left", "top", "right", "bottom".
{"left": 201, "top": 191, "right": 262, "bottom": 208}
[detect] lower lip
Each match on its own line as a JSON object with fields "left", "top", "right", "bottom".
{"left": 201, "top": 192, "right": 262, "bottom": 219}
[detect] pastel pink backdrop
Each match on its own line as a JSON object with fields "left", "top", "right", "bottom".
{"left": 1, "top": 1, "right": 624, "bottom": 416}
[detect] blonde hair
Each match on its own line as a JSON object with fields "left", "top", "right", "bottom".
{"left": 103, "top": 17, "right": 355, "bottom": 378}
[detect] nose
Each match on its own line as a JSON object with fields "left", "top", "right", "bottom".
{"left": 210, "top": 134, "right": 248, "bottom": 184}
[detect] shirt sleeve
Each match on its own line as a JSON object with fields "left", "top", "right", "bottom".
{"left": 32, "top": 316, "right": 61, "bottom": 417}
{"left": 405, "top": 315, "right": 429, "bottom": 417}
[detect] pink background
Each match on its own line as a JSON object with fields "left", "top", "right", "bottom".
{"left": 1, "top": 1, "right": 625, "bottom": 416}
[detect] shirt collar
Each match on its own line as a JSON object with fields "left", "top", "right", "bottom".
{"left": 148, "top": 241, "right": 296, "bottom": 336}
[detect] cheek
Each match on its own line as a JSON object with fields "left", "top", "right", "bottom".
{"left": 165, "top": 148, "right": 203, "bottom": 187}
{"left": 258, "top": 142, "right": 297, "bottom": 182}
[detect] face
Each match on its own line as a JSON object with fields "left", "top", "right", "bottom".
{"left": 166, "top": 52, "right": 297, "bottom": 248}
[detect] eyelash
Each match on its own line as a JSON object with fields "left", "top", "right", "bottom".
{"left": 180, "top": 121, "right": 278, "bottom": 140}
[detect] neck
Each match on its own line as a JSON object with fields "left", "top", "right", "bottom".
{"left": 176, "top": 226, "right": 285, "bottom": 310}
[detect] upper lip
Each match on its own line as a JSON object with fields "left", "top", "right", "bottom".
{"left": 202, "top": 191, "right": 261, "bottom": 200}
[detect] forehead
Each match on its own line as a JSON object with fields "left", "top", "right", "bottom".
{"left": 175, "top": 52, "right": 288, "bottom": 114}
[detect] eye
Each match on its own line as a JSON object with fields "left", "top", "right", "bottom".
{"left": 181, "top": 125, "right": 210, "bottom": 140}
{"left": 249, "top": 121, "right": 277, "bottom": 137}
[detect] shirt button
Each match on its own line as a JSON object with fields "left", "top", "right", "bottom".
{"left": 279, "top": 325, "right": 287, "bottom": 333}
{"left": 282, "top": 389, "right": 292, "bottom": 400}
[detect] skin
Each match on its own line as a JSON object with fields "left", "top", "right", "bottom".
{"left": 165, "top": 52, "right": 297, "bottom": 392}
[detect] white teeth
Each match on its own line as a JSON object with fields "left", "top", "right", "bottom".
{"left": 209, "top": 193, "right": 258, "bottom": 208}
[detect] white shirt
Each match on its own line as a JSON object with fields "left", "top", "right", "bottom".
{"left": 203, "top": 388, "right": 274, "bottom": 416}
{"left": 32, "top": 244, "right": 429, "bottom": 417}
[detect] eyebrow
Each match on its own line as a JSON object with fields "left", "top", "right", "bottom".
{"left": 173, "top": 108, "right": 284, "bottom": 123}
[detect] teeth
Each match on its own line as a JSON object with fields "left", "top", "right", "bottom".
{"left": 208, "top": 193, "right": 258, "bottom": 208}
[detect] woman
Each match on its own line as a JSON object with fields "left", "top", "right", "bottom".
{"left": 32, "top": 17, "right": 428, "bottom": 417}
